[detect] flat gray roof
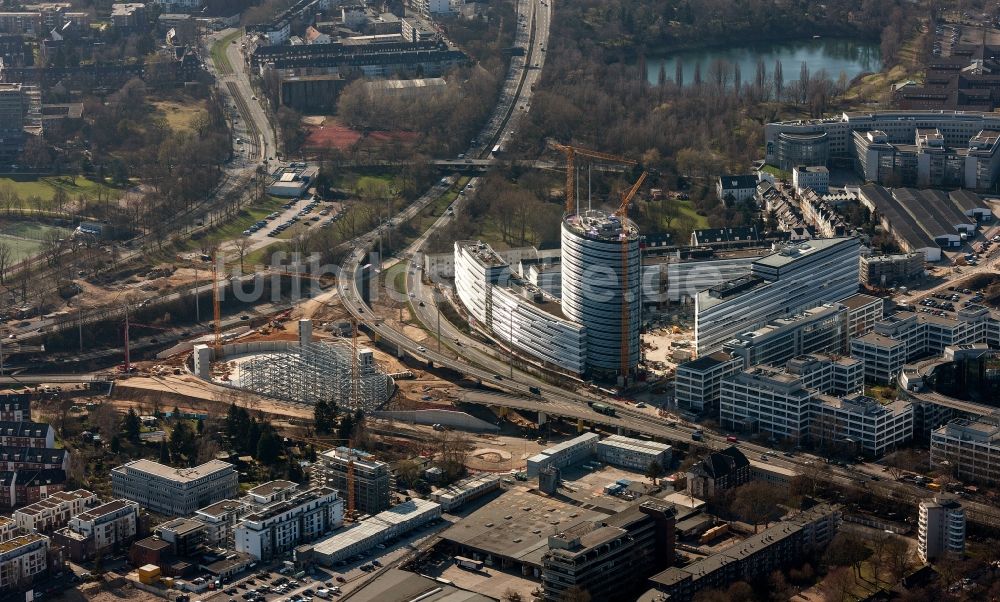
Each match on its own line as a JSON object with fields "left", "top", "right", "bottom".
{"left": 117, "top": 459, "right": 234, "bottom": 482}
{"left": 439, "top": 489, "right": 604, "bottom": 567}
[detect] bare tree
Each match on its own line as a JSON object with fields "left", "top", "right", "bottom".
{"left": 233, "top": 236, "right": 251, "bottom": 273}
{"left": 0, "top": 241, "right": 11, "bottom": 284}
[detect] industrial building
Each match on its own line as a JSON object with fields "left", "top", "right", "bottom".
{"left": 234, "top": 483, "right": 343, "bottom": 561}
{"left": 695, "top": 237, "right": 861, "bottom": 356}
{"left": 313, "top": 447, "right": 391, "bottom": 515}
{"left": 111, "top": 459, "right": 239, "bottom": 517}
{"left": 918, "top": 495, "right": 965, "bottom": 562}
{"left": 856, "top": 185, "right": 986, "bottom": 261}
{"left": 595, "top": 435, "right": 671, "bottom": 471}
{"left": 526, "top": 433, "right": 599, "bottom": 477}
{"left": 561, "top": 211, "right": 641, "bottom": 377}
{"left": 428, "top": 473, "right": 502, "bottom": 512}
{"left": 266, "top": 165, "right": 319, "bottom": 197}
{"left": 302, "top": 498, "right": 441, "bottom": 565}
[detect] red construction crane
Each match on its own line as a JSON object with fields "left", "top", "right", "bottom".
{"left": 121, "top": 307, "right": 175, "bottom": 374}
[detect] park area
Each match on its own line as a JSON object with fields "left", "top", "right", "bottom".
{"left": 0, "top": 221, "right": 75, "bottom": 262}
{"left": 301, "top": 116, "right": 419, "bottom": 151}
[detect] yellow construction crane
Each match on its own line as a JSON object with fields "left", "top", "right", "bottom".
{"left": 302, "top": 435, "right": 364, "bottom": 521}
{"left": 616, "top": 170, "right": 647, "bottom": 383}
{"left": 550, "top": 143, "right": 637, "bottom": 214}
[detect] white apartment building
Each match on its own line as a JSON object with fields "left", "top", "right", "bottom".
{"left": 918, "top": 495, "right": 965, "bottom": 562}
{"left": 674, "top": 352, "right": 742, "bottom": 412}
{"left": 0, "top": 534, "right": 48, "bottom": 592}
{"left": 931, "top": 419, "right": 1000, "bottom": 485}
{"left": 66, "top": 499, "right": 139, "bottom": 553}
{"left": 455, "top": 241, "right": 587, "bottom": 374}
{"left": 526, "top": 433, "right": 599, "bottom": 477}
{"left": 14, "top": 489, "right": 98, "bottom": 533}
{"left": 0, "top": 518, "right": 16, "bottom": 543}
{"left": 235, "top": 484, "right": 343, "bottom": 561}
{"left": 720, "top": 367, "right": 815, "bottom": 442}
{"left": 111, "top": 459, "right": 238, "bottom": 516}
{"left": 792, "top": 166, "right": 830, "bottom": 194}
{"left": 695, "top": 237, "right": 861, "bottom": 356}
{"left": 194, "top": 499, "right": 245, "bottom": 547}
{"left": 723, "top": 303, "right": 851, "bottom": 369}
{"left": 596, "top": 435, "right": 671, "bottom": 471}
{"left": 811, "top": 396, "right": 913, "bottom": 456}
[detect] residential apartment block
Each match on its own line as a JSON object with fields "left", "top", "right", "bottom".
{"left": 0, "top": 447, "right": 68, "bottom": 472}
{"left": 53, "top": 499, "right": 139, "bottom": 561}
{"left": 647, "top": 505, "right": 841, "bottom": 602}
{"left": 0, "top": 469, "right": 65, "bottom": 508}
{"left": 234, "top": 482, "right": 343, "bottom": 561}
{"left": 14, "top": 489, "right": 97, "bottom": 533}
{"left": 314, "top": 448, "right": 390, "bottom": 515}
{"left": 111, "top": 459, "right": 238, "bottom": 517}
{"left": 0, "top": 422, "right": 53, "bottom": 448}
{"left": 0, "top": 534, "right": 48, "bottom": 592}
{"left": 0, "top": 394, "right": 30, "bottom": 421}
{"left": 686, "top": 446, "right": 750, "bottom": 499}
{"left": 918, "top": 495, "right": 965, "bottom": 562}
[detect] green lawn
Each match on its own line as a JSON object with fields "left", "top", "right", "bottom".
{"left": 213, "top": 197, "right": 286, "bottom": 242}
{"left": 676, "top": 200, "right": 710, "bottom": 229}
{"left": 0, "top": 176, "right": 114, "bottom": 205}
{"left": 333, "top": 171, "right": 403, "bottom": 196}
{"left": 384, "top": 261, "right": 408, "bottom": 295}
{"left": 0, "top": 235, "right": 42, "bottom": 262}
{"left": 211, "top": 30, "right": 241, "bottom": 74}
{"left": 760, "top": 164, "right": 791, "bottom": 181}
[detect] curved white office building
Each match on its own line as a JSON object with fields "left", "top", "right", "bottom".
{"left": 561, "top": 212, "right": 641, "bottom": 376}
{"left": 454, "top": 241, "right": 586, "bottom": 374}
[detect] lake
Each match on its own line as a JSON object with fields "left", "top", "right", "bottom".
{"left": 646, "top": 38, "right": 882, "bottom": 87}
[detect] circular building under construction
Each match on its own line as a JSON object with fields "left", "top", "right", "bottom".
{"left": 561, "top": 211, "right": 641, "bottom": 378}
{"left": 193, "top": 319, "right": 394, "bottom": 412}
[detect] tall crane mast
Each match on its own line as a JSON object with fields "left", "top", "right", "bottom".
{"left": 615, "top": 171, "right": 648, "bottom": 384}
{"left": 550, "top": 143, "right": 637, "bottom": 214}
{"left": 213, "top": 255, "right": 222, "bottom": 350}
